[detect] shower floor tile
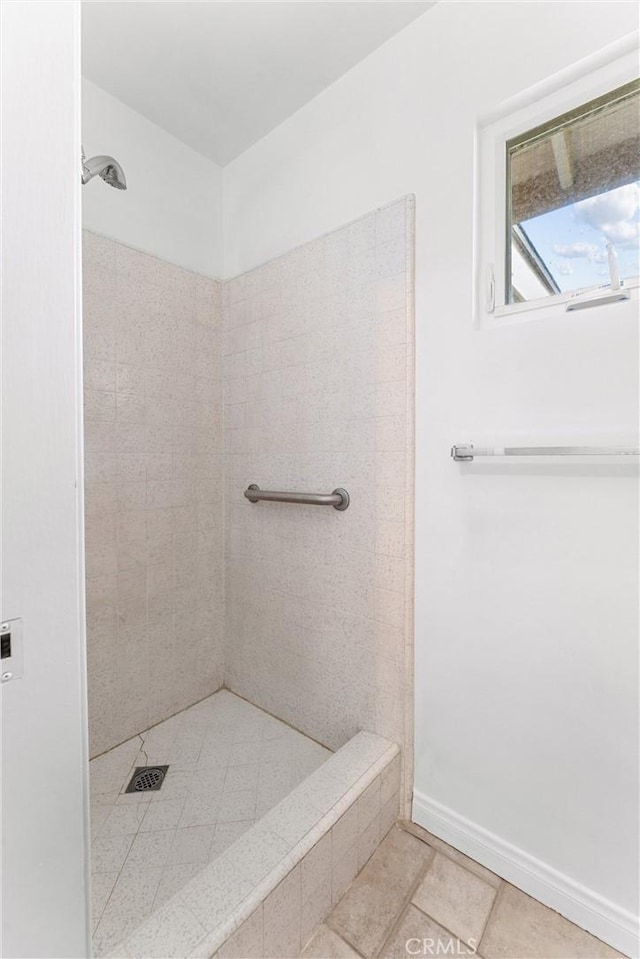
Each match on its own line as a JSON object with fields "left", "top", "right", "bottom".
{"left": 89, "top": 689, "right": 331, "bottom": 956}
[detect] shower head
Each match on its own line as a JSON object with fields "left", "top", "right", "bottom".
{"left": 81, "top": 150, "right": 127, "bottom": 190}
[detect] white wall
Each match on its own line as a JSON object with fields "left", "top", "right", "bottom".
{"left": 222, "top": 2, "right": 639, "bottom": 954}
{"left": 82, "top": 79, "right": 223, "bottom": 277}
{"left": 1, "top": 2, "right": 90, "bottom": 956}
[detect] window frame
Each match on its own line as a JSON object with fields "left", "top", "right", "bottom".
{"left": 474, "top": 40, "right": 640, "bottom": 328}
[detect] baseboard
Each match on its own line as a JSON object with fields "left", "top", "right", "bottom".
{"left": 412, "top": 790, "right": 639, "bottom": 958}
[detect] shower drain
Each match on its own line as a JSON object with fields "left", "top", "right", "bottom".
{"left": 125, "top": 765, "right": 169, "bottom": 793}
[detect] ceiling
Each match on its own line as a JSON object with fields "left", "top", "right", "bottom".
{"left": 82, "top": 1, "right": 434, "bottom": 165}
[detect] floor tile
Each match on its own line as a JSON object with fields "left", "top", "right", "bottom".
{"left": 98, "top": 801, "right": 148, "bottom": 837}
{"left": 90, "top": 871, "right": 118, "bottom": 928}
{"left": 118, "top": 898, "right": 206, "bottom": 959}
{"left": 412, "top": 852, "right": 497, "bottom": 946}
{"left": 90, "top": 688, "right": 330, "bottom": 955}
{"left": 302, "top": 923, "right": 361, "bottom": 958}
{"left": 328, "top": 825, "right": 434, "bottom": 958}
{"left": 480, "top": 884, "right": 624, "bottom": 959}
{"left": 170, "top": 825, "right": 217, "bottom": 865}
{"left": 382, "top": 903, "right": 476, "bottom": 958}
{"left": 149, "top": 768, "right": 194, "bottom": 803}
{"left": 91, "top": 834, "right": 135, "bottom": 874}
{"left": 224, "top": 763, "right": 260, "bottom": 792}
{"left": 93, "top": 865, "right": 163, "bottom": 955}
{"left": 403, "top": 822, "right": 501, "bottom": 888}
{"left": 216, "top": 786, "right": 257, "bottom": 822}
{"left": 90, "top": 804, "right": 111, "bottom": 839}
{"left": 127, "top": 829, "right": 176, "bottom": 868}
{"left": 140, "top": 798, "right": 186, "bottom": 832}
{"left": 90, "top": 737, "right": 141, "bottom": 794}
{"left": 153, "top": 863, "right": 202, "bottom": 910}
{"left": 209, "top": 819, "right": 254, "bottom": 858}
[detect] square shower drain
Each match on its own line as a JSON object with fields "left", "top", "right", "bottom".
{"left": 125, "top": 765, "right": 169, "bottom": 793}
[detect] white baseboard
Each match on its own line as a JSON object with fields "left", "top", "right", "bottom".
{"left": 412, "top": 790, "right": 639, "bottom": 959}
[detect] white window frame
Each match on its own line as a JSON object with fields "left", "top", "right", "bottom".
{"left": 474, "top": 36, "right": 640, "bottom": 329}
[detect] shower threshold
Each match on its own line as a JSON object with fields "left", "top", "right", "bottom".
{"left": 89, "top": 689, "right": 331, "bottom": 956}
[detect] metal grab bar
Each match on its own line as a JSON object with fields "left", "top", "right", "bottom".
{"left": 452, "top": 444, "right": 640, "bottom": 462}
{"left": 244, "top": 484, "right": 350, "bottom": 511}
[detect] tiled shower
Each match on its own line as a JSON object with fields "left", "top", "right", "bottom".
{"left": 83, "top": 196, "right": 414, "bottom": 955}
{"left": 84, "top": 235, "right": 225, "bottom": 754}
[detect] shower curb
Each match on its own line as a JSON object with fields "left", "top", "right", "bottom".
{"left": 110, "top": 730, "right": 400, "bottom": 959}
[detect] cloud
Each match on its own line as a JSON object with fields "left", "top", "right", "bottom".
{"left": 556, "top": 263, "right": 573, "bottom": 275}
{"left": 553, "top": 241, "right": 599, "bottom": 259}
{"left": 552, "top": 242, "right": 608, "bottom": 264}
{"left": 574, "top": 182, "right": 640, "bottom": 248}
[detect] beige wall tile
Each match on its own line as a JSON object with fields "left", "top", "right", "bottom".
{"left": 357, "top": 779, "right": 380, "bottom": 836}
{"left": 380, "top": 792, "right": 399, "bottom": 839}
{"left": 218, "top": 906, "right": 264, "bottom": 959}
{"left": 357, "top": 813, "right": 381, "bottom": 870}
{"left": 301, "top": 832, "right": 332, "bottom": 904}
{"left": 224, "top": 200, "right": 414, "bottom": 783}
{"left": 331, "top": 842, "right": 358, "bottom": 907}
{"left": 263, "top": 866, "right": 302, "bottom": 958}
{"left": 302, "top": 876, "right": 333, "bottom": 949}
{"left": 86, "top": 202, "right": 414, "bottom": 778}
{"left": 332, "top": 805, "right": 359, "bottom": 864}
{"left": 83, "top": 231, "right": 224, "bottom": 757}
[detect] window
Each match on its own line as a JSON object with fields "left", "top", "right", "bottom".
{"left": 506, "top": 80, "right": 640, "bottom": 305}
{"left": 476, "top": 47, "right": 640, "bottom": 323}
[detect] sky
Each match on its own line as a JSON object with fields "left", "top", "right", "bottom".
{"left": 517, "top": 181, "right": 640, "bottom": 295}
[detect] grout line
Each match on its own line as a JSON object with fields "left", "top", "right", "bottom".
{"left": 223, "top": 198, "right": 406, "bottom": 285}
{"left": 92, "top": 828, "right": 139, "bottom": 943}
{"left": 311, "top": 926, "right": 368, "bottom": 959}
{"left": 138, "top": 733, "right": 149, "bottom": 766}
{"left": 477, "top": 878, "right": 505, "bottom": 954}
{"left": 399, "top": 820, "right": 501, "bottom": 887}
{"left": 374, "top": 841, "right": 436, "bottom": 959}
{"left": 397, "top": 821, "right": 505, "bottom": 956}
{"left": 324, "top": 826, "right": 433, "bottom": 959}
{"left": 89, "top": 683, "right": 226, "bottom": 762}
{"left": 325, "top": 913, "right": 366, "bottom": 956}
{"left": 408, "top": 886, "right": 501, "bottom": 956}
{"left": 221, "top": 683, "right": 334, "bottom": 753}
{"left": 90, "top": 689, "right": 334, "bottom": 952}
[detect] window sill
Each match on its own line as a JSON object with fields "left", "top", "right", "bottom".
{"left": 483, "top": 277, "right": 640, "bottom": 328}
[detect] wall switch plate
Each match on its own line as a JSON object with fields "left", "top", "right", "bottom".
{"left": 1, "top": 618, "right": 23, "bottom": 683}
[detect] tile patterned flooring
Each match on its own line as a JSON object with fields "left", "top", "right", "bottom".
{"left": 304, "top": 825, "right": 625, "bottom": 959}
{"left": 89, "top": 689, "right": 330, "bottom": 955}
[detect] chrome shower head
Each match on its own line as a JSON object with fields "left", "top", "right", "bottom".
{"left": 81, "top": 150, "right": 127, "bottom": 190}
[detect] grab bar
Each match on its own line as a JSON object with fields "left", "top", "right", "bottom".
{"left": 244, "top": 484, "right": 350, "bottom": 511}
{"left": 451, "top": 444, "right": 640, "bottom": 462}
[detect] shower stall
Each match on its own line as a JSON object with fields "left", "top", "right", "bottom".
{"left": 83, "top": 190, "right": 415, "bottom": 955}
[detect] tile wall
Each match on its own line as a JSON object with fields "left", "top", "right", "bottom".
{"left": 83, "top": 232, "right": 225, "bottom": 756}
{"left": 223, "top": 198, "right": 414, "bottom": 799}
{"left": 83, "top": 196, "right": 415, "bottom": 797}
